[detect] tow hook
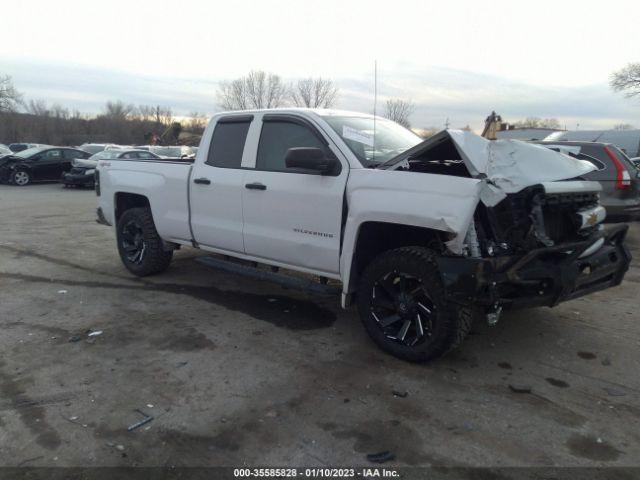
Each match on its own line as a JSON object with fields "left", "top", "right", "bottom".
{"left": 486, "top": 304, "right": 503, "bottom": 326}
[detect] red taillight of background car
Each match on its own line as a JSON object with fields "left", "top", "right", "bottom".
{"left": 605, "top": 146, "right": 631, "bottom": 190}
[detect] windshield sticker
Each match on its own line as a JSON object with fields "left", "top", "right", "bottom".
{"left": 343, "top": 125, "right": 374, "bottom": 147}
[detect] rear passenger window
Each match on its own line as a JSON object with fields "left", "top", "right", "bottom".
{"left": 206, "top": 117, "right": 252, "bottom": 168}
{"left": 579, "top": 146, "right": 609, "bottom": 171}
{"left": 571, "top": 152, "right": 606, "bottom": 170}
{"left": 256, "top": 121, "right": 325, "bottom": 172}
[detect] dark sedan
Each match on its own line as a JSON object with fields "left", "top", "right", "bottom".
{"left": 62, "top": 149, "right": 161, "bottom": 188}
{"left": 0, "top": 147, "right": 91, "bottom": 186}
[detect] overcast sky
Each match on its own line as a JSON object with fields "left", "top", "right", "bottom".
{"left": 2, "top": 0, "right": 639, "bottom": 130}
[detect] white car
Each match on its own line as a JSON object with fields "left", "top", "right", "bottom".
{"left": 96, "top": 109, "right": 630, "bottom": 362}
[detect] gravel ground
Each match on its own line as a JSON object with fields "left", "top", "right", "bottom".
{"left": 0, "top": 183, "right": 639, "bottom": 469}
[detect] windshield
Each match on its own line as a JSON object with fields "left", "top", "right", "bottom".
{"left": 81, "top": 144, "right": 107, "bottom": 154}
{"left": 321, "top": 115, "right": 421, "bottom": 166}
{"left": 89, "top": 150, "right": 123, "bottom": 160}
{"left": 15, "top": 147, "right": 47, "bottom": 158}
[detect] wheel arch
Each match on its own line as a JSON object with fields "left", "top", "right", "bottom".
{"left": 342, "top": 221, "right": 453, "bottom": 299}
{"left": 114, "top": 192, "right": 151, "bottom": 223}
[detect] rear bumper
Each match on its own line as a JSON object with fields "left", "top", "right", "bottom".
{"left": 62, "top": 172, "right": 94, "bottom": 185}
{"left": 437, "top": 224, "right": 631, "bottom": 310}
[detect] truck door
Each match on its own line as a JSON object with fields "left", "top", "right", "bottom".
{"left": 189, "top": 115, "right": 253, "bottom": 253}
{"left": 241, "top": 114, "right": 348, "bottom": 276}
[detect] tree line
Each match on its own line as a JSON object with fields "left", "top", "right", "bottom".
{"left": 0, "top": 76, "right": 207, "bottom": 146}
{"left": 3, "top": 62, "right": 637, "bottom": 146}
{"left": 0, "top": 70, "right": 420, "bottom": 146}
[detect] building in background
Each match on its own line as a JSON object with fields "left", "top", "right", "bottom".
{"left": 496, "top": 127, "right": 564, "bottom": 141}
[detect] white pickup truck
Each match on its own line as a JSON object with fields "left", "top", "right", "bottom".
{"left": 96, "top": 109, "right": 631, "bottom": 362}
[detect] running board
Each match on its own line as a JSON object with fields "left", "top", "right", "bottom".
{"left": 195, "top": 256, "right": 341, "bottom": 296}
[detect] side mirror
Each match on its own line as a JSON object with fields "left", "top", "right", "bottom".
{"left": 285, "top": 147, "right": 339, "bottom": 175}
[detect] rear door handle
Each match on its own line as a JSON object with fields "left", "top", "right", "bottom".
{"left": 245, "top": 182, "right": 267, "bottom": 191}
{"left": 193, "top": 177, "right": 211, "bottom": 185}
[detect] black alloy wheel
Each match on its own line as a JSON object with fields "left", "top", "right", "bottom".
{"left": 120, "top": 219, "right": 147, "bottom": 265}
{"left": 370, "top": 271, "right": 435, "bottom": 347}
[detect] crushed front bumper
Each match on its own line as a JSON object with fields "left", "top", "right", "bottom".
{"left": 437, "top": 224, "right": 631, "bottom": 309}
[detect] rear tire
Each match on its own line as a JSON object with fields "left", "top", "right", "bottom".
{"left": 116, "top": 207, "right": 172, "bottom": 276}
{"left": 357, "top": 246, "right": 473, "bottom": 362}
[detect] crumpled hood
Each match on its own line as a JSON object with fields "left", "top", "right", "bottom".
{"left": 390, "top": 129, "right": 597, "bottom": 206}
{"left": 447, "top": 130, "right": 596, "bottom": 189}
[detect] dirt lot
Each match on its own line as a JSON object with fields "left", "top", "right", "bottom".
{"left": 0, "top": 183, "right": 639, "bottom": 469}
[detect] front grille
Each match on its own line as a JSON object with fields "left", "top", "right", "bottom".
{"left": 542, "top": 192, "right": 599, "bottom": 243}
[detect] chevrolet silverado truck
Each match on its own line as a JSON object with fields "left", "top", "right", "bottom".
{"left": 95, "top": 109, "right": 631, "bottom": 362}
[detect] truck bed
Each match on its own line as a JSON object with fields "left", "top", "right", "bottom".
{"left": 97, "top": 157, "right": 193, "bottom": 243}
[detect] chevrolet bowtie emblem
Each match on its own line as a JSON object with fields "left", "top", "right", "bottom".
{"left": 587, "top": 212, "right": 599, "bottom": 226}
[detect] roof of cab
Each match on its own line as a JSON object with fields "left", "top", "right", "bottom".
{"left": 213, "top": 108, "right": 377, "bottom": 119}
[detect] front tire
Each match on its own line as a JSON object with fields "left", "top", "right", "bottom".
{"left": 11, "top": 170, "right": 31, "bottom": 186}
{"left": 357, "top": 247, "right": 473, "bottom": 362}
{"left": 116, "top": 207, "right": 172, "bottom": 276}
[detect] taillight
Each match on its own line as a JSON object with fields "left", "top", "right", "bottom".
{"left": 604, "top": 146, "right": 631, "bottom": 190}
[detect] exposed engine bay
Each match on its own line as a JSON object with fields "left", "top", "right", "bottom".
{"left": 378, "top": 129, "right": 631, "bottom": 320}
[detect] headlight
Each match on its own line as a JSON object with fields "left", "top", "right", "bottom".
{"left": 72, "top": 159, "right": 81, "bottom": 167}
{"left": 85, "top": 169, "right": 95, "bottom": 175}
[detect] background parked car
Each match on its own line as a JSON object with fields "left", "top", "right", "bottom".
{"left": 62, "top": 149, "right": 161, "bottom": 188}
{"left": 0, "top": 144, "right": 12, "bottom": 157}
{"left": 77, "top": 143, "right": 125, "bottom": 155}
{"left": 0, "top": 147, "right": 90, "bottom": 186}
{"left": 8, "top": 143, "right": 41, "bottom": 153}
{"left": 536, "top": 141, "right": 640, "bottom": 221}
{"left": 134, "top": 145, "right": 193, "bottom": 158}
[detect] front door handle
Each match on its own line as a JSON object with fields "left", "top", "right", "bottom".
{"left": 193, "top": 177, "right": 211, "bottom": 185}
{"left": 245, "top": 182, "right": 267, "bottom": 191}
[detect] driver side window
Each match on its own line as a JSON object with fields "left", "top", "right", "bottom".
{"left": 256, "top": 120, "right": 326, "bottom": 173}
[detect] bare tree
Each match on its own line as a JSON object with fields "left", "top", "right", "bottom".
{"left": 103, "top": 100, "right": 134, "bottom": 120}
{"left": 26, "top": 99, "right": 50, "bottom": 116}
{"left": 384, "top": 99, "right": 415, "bottom": 128}
{"left": 217, "top": 70, "right": 287, "bottom": 110}
{"left": 0, "top": 75, "right": 22, "bottom": 113}
{"left": 136, "top": 105, "right": 156, "bottom": 122}
{"left": 512, "top": 117, "right": 560, "bottom": 129}
{"left": 611, "top": 63, "right": 640, "bottom": 98}
{"left": 613, "top": 123, "right": 635, "bottom": 130}
{"left": 51, "top": 103, "right": 69, "bottom": 120}
{"left": 186, "top": 112, "right": 208, "bottom": 134}
{"left": 290, "top": 78, "right": 339, "bottom": 108}
{"left": 153, "top": 105, "right": 173, "bottom": 126}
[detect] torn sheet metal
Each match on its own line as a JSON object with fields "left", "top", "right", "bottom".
{"left": 449, "top": 130, "right": 597, "bottom": 193}
{"left": 343, "top": 169, "right": 484, "bottom": 257}
{"left": 390, "top": 130, "right": 597, "bottom": 207}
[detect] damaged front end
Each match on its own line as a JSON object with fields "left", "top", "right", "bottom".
{"left": 384, "top": 130, "right": 632, "bottom": 319}
{"left": 437, "top": 212, "right": 630, "bottom": 313}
